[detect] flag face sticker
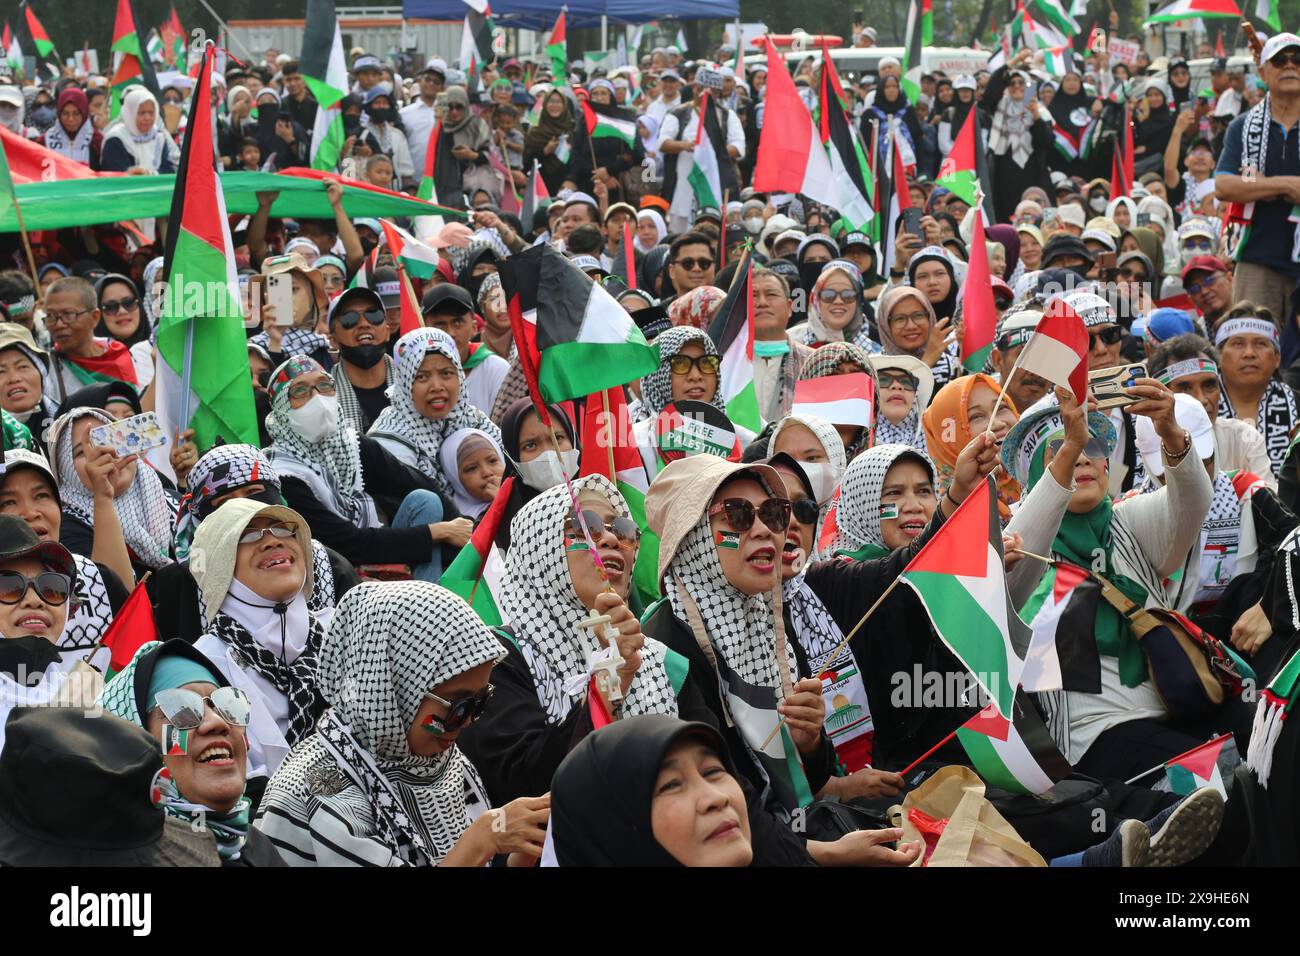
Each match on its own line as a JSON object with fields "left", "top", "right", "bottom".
{"left": 162, "top": 724, "right": 189, "bottom": 757}
{"left": 879, "top": 503, "right": 899, "bottom": 520}
{"left": 714, "top": 530, "right": 741, "bottom": 549}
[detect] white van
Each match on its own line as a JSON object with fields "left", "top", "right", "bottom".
{"left": 743, "top": 45, "right": 990, "bottom": 82}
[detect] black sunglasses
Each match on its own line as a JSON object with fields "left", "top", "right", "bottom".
{"left": 0, "top": 570, "right": 72, "bottom": 607}
{"left": 1089, "top": 326, "right": 1124, "bottom": 347}
{"left": 674, "top": 257, "right": 714, "bottom": 271}
{"left": 422, "top": 684, "right": 494, "bottom": 735}
{"left": 877, "top": 370, "right": 919, "bottom": 392}
{"left": 708, "top": 496, "right": 792, "bottom": 533}
{"left": 789, "top": 496, "right": 820, "bottom": 526}
{"left": 335, "top": 306, "right": 387, "bottom": 330}
{"left": 101, "top": 295, "right": 139, "bottom": 315}
{"left": 1271, "top": 50, "right": 1300, "bottom": 67}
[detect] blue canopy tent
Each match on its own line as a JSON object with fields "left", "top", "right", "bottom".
{"left": 401, "top": 0, "right": 738, "bottom": 30}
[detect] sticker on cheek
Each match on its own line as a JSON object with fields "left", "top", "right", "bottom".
{"left": 564, "top": 535, "right": 590, "bottom": 552}
{"left": 714, "top": 529, "right": 741, "bottom": 549}
{"left": 421, "top": 714, "right": 447, "bottom": 736}
{"left": 879, "top": 503, "right": 899, "bottom": 520}
{"left": 161, "top": 724, "right": 189, "bottom": 757}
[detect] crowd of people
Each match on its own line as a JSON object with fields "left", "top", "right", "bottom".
{"left": 2, "top": 14, "right": 1300, "bottom": 869}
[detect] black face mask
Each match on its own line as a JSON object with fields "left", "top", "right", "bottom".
{"left": 343, "top": 114, "right": 362, "bottom": 137}
{"left": 0, "top": 634, "right": 62, "bottom": 681}
{"left": 339, "top": 341, "right": 388, "bottom": 369}
{"left": 366, "top": 108, "right": 394, "bottom": 124}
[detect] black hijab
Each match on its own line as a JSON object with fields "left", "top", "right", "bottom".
{"left": 93, "top": 273, "right": 150, "bottom": 349}
{"left": 62, "top": 380, "right": 144, "bottom": 418}
{"left": 550, "top": 715, "right": 739, "bottom": 867}
{"left": 457, "top": 246, "right": 500, "bottom": 302}
{"left": 906, "top": 248, "right": 959, "bottom": 323}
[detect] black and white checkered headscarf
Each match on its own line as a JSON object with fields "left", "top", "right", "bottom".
{"left": 638, "top": 326, "right": 724, "bottom": 417}
{"left": 499, "top": 474, "right": 678, "bottom": 723}
{"left": 310, "top": 582, "right": 505, "bottom": 865}
{"left": 367, "top": 328, "right": 502, "bottom": 496}
{"left": 50, "top": 408, "right": 176, "bottom": 570}
{"left": 827, "top": 443, "right": 933, "bottom": 558}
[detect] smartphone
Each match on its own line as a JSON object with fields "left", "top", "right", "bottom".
{"left": 90, "top": 412, "right": 168, "bottom": 458}
{"left": 901, "top": 207, "right": 923, "bottom": 238}
{"left": 266, "top": 273, "right": 294, "bottom": 326}
{"left": 1089, "top": 362, "right": 1147, "bottom": 410}
{"left": 1136, "top": 212, "right": 1152, "bottom": 227}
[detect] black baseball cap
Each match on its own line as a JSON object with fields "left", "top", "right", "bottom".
{"left": 421, "top": 283, "right": 474, "bottom": 316}
{"left": 0, "top": 514, "right": 75, "bottom": 582}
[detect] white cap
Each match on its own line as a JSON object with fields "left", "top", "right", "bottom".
{"left": 954, "top": 74, "right": 977, "bottom": 91}
{"left": 1134, "top": 393, "right": 1216, "bottom": 479}
{"left": 0, "top": 86, "right": 23, "bottom": 109}
{"left": 424, "top": 57, "right": 448, "bottom": 75}
{"left": 1082, "top": 228, "right": 1117, "bottom": 252}
{"left": 864, "top": 27, "right": 878, "bottom": 39}
{"left": 1262, "top": 32, "right": 1300, "bottom": 63}
{"left": 1058, "top": 204, "right": 1086, "bottom": 230}
{"left": 879, "top": 56, "right": 901, "bottom": 70}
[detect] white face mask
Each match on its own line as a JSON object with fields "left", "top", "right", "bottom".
{"left": 288, "top": 394, "right": 340, "bottom": 444}
{"left": 744, "top": 217, "right": 764, "bottom": 234}
{"left": 517, "top": 448, "right": 579, "bottom": 491}
{"left": 799, "top": 461, "right": 841, "bottom": 506}
{"left": 1090, "top": 196, "right": 1108, "bottom": 213}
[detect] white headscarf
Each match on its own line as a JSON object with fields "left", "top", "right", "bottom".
{"left": 438, "top": 427, "right": 502, "bottom": 521}
{"left": 634, "top": 208, "right": 667, "bottom": 253}
{"left": 104, "top": 87, "right": 178, "bottom": 171}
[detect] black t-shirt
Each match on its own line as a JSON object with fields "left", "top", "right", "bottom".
{"left": 353, "top": 383, "right": 390, "bottom": 433}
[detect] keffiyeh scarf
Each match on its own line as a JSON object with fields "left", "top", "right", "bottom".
{"left": 827, "top": 443, "right": 929, "bottom": 559}
{"left": 43, "top": 117, "right": 96, "bottom": 164}
{"left": 335, "top": 355, "right": 394, "bottom": 433}
{"left": 250, "top": 328, "right": 332, "bottom": 359}
{"left": 989, "top": 94, "right": 1034, "bottom": 168}
{"left": 368, "top": 328, "right": 502, "bottom": 496}
{"left": 287, "top": 582, "right": 504, "bottom": 866}
{"left": 1218, "top": 377, "right": 1296, "bottom": 477}
{"left": 498, "top": 475, "right": 678, "bottom": 723}
{"left": 51, "top": 408, "right": 176, "bottom": 570}
{"left": 639, "top": 326, "right": 725, "bottom": 417}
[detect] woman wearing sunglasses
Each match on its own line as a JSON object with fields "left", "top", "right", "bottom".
{"left": 258, "top": 581, "right": 551, "bottom": 867}
{"left": 867, "top": 354, "right": 934, "bottom": 452}
{"left": 458, "top": 475, "right": 709, "bottom": 805}
{"left": 0, "top": 517, "right": 83, "bottom": 754}
{"left": 1000, "top": 383, "right": 1215, "bottom": 781}
{"left": 190, "top": 499, "right": 326, "bottom": 785}
{"left": 98, "top": 639, "right": 285, "bottom": 866}
{"left": 789, "top": 260, "right": 877, "bottom": 353}
{"left": 93, "top": 273, "right": 153, "bottom": 388}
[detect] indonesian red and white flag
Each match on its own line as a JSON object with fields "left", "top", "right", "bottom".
{"left": 752, "top": 38, "right": 838, "bottom": 208}
{"left": 1015, "top": 297, "right": 1089, "bottom": 401}
{"left": 791, "top": 373, "right": 874, "bottom": 428}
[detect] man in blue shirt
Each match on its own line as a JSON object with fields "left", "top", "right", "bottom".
{"left": 1216, "top": 32, "right": 1300, "bottom": 363}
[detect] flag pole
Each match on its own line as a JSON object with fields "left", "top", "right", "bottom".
{"left": 897, "top": 724, "right": 963, "bottom": 776}
{"left": 600, "top": 388, "right": 617, "bottom": 483}
{"left": 760, "top": 577, "right": 902, "bottom": 750}
{"left": 7, "top": 187, "right": 41, "bottom": 297}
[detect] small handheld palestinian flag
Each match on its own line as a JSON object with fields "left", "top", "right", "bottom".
{"left": 1144, "top": 0, "right": 1244, "bottom": 27}
{"left": 438, "top": 476, "right": 515, "bottom": 627}
{"left": 1042, "top": 44, "right": 1073, "bottom": 76}
{"left": 1162, "top": 734, "right": 1238, "bottom": 798}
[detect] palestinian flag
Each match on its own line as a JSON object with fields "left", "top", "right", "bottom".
{"left": 1017, "top": 560, "right": 1101, "bottom": 692}
{"left": 1, "top": 23, "right": 17, "bottom": 77}
{"left": 1247, "top": 645, "right": 1300, "bottom": 787}
{"left": 961, "top": 209, "right": 998, "bottom": 372}
{"left": 899, "top": 477, "right": 1031, "bottom": 718}
{"left": 99, "top": 582, "right": 158, "bottom": 680}
{"left": 706, "top": 251, "right": 763, "bottom": 434}
{"left": 1110, "top": 107, "right": 1134, "bottom": 201}
{"left": 439, "top": 476, "right": 514, "bottom": 626}
{"left": 499, "top": 244, "right": 658, "bottom": 408}
{"left": 791, "top": 373, "right": 874, "bottom": 428}
{"left": 459, "top": 0, "right": 495, "bottom": 90}
{"left": 881, "top": 130, "right": 912, "bottom": 283}
{"left": 900, "top": 0, "right": 933, "bottom": 101}
{"left": 1015, "top": 294, "right": 1089, "bottom": 400}
{"left": 299, "top": 0, "right": 348, "bottom": 172}
{"left": 521, "top": 158, "right": 549, "bottom": 230}
{"left": 547, "top": 11, "right": 567, "bottom": 84}
{"left": 0, "top": 125, "right": 15, "bottom": 224}
{"left": 1052, "top": 119, "right": 1094, "bottom": 161}
{"left": 154, "top": 43, "right": 259, "bottom": 463}
{"left": 1042, "top": 44, "right": 1073, "bottom": 76}
{"left": 1216, "top": 30, "right": 1227, "bottom": 57}
{"left": 1145, "top": 0, "right": 1243, "bottom": 25}
{"left": 936, "top": 106, "right": 978, "bottom": 207}
{"left": 1163, "top": 734, "right": 1237, "bottom": 798}
{"left": 753, "top": 39, "right": 838, "bottom": 209}
{"left": 380, "top": 219, "right": 443, "bottom": 279}
{"left": 110, "top": 0, "right": 160, "bottom": 118}
{"left": 146, "top": 29, "right": 164, "bottom": 65}
{"left": 1255, "top": 0, "right": 1281, "bottom": 30}
{"left": 1011, "top": 2, "right": 1067, "bottom": 50}
{"left": 818, "top": 49, "right": 874, "bottom": 231}
{"left": 1034, "top": 0, "right": 1080, "bottom": 36}
{"left": 582, "top": 100, "right": 637, "bottom": 146}
{"left": 686, "top": 91, "right": 723, "bottom": 211}
{"left": 956, "top": 693, "right": 1072, "bottom": 795}
{"left": 23, "top": 5, "right": 54, "bottom": 59}
{"left": 161, "top": 6, "right": 185, "bottom": 68}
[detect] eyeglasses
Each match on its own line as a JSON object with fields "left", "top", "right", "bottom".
{"left": 674, "top": 257, "right": 714, "bottom": 271}
{"left": 154, "top": 686, "right": 253, "bottom": 730}
{"left": 877, "top": 370, "right": 919, "bottom": 391}
{"left": 817, "top": 288, "right": 858, "bottom": 303}
{"left": 788, "top": 496, "right": 820, "bottom": 526}
{"left": 238, "top": 523, "right": 298, "bottom": 546}
{"left": 1047, "top": 436, "right": 1110, "bottom": 461}
{"left": 1185, "top": 272, "right": 1221, "bottom": 296}
{"left": 287, "top": 377, "right": 337, "bottom": 402}
{"left": 1118, "top": 268, "right": 1149, "bottom": 281}
{"left": 707, "top": 496, "right": 792, "bottom": 534}
{"left": 889, "top": 310, "right": 931, "bottom": 329}
{"left": 668, "top": 353, "right": 721, "bottom": 376}
{"left": 446, "top": 104, "right": 465, "bottom": 112}
{"left": 100, "top": 295, "right": 139, "bottom": 315}
{"left": 0, "top": 570, "right": 72, "bottom": 606}
{"left": 564, "top": 509, "right": 642, "bottom": 549}
{"left": 1089, "top": 326, "right": 1124, "bottom": 348}
{"left": 44, "top": 308, "right": 91, "bottom": 326}
{"left": 1270, "top": 50, "right": 1300, "bottom": 67}
{"left": 335, "top": 307, "right": 387, "bottom": 330}
{"left": 1182, "top": 238, "right": 1214, "bottom": 253}
{"left": 422, "top": 684, "right": 494, "bottom": 735}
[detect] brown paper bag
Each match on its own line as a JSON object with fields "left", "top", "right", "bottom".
{"left": 892, "top": 765, "right": 1047, "bottom": 867}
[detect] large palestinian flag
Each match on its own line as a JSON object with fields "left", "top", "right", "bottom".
{"left": 498, "top": 244, "right": 658, "bottom": 409}
{"left": 300, "top": 0, "right": 348, "bottom": 171}
{"left": 818, "top": 49, "right": 874, "bottom": 232}
{"left": 439, "top": 476, "right": 514, "bottom": 626}
{"left": 110, "top": 0, "right": 160, "bottom": 117}
{"left": 707, "top": 250, "right": 762, "bottom": 434}
{"left": 753, "top": 38, "right": 838, "bottom": 209}
{"left": 154, "top": 43, "right": 259, "bottom": 462}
